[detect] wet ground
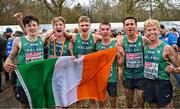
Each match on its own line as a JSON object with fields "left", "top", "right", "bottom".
{"left": 0, "top": 76, "right": 180, "bottom": 108}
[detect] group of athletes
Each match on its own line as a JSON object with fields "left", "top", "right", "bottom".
{"left": 3, "top": 12, "right": 180, "bottom": 108}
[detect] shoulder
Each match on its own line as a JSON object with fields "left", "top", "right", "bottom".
{"left": 116, "top": 35, "right": 124, "bottom": 46}
{"left": 0, "top": 36, "right": 6, "bottom": 42}
{"left": 163, "top": 44, "right": 174, "bottom": 54}
{"left": 92, "top": 33, "right": 102, "bottom": 43}
{"left": 142, "top": 36, "right": 149, "bottom": 45}
{"left": 13, "top": 37, "right": 21, "bottom": 44}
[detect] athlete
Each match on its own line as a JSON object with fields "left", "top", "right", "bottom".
{"left": 116, "top": 17, "right": 149, "bottom": 108}
{"left": 96, "top": 22, "right": 124, "bottom": 108}
{"left": 143, "top": 19, "right": 180, "bottom": 108}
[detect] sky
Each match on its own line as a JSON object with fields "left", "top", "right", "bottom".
{"left": 65, "top": 0, "right": 90, "bottom": 7}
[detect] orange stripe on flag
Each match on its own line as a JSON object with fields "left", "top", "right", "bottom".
{"left": 77, "top": 47, "right": 117, "bottom": 102}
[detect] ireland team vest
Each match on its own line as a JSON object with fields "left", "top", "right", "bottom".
{"left": 17, "top": 36, "right": 44, "bottom": 86}
{"left": 144, "top": 42, "right": 170, "bottom": 80}
{"left": 123, "top": 34, "right": 144, "bottom": 79}
{"left": 48, "top": 39, "right": 70, "bottom": 58}
{"left": 96, "top": 40, "right": 118, "bottom": 82}
{"left": 73, "top": 33, "right": 96, "bottom": 58}
{"left": 18, "top": 36, "right": 44, "bottom": 65}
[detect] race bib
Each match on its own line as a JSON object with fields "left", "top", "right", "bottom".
{"left": 144, "top": 62, "right": 159, "bottom": 80}
{"left": 25, "top": 52, "right": 42, "bottom": 63}
{"left": 126, "top": 53, "right": 143, "bottom": 68}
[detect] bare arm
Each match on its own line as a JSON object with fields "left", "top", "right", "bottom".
{"left": 14, "top": 13, "right": 27, "bottom": 35}
{"left": 69, "top": 41, "right": 74, "bottom": 56}
{"left": 64, "top": 32, "right": 76, "bottom": 44}
{"left": 164, "top": 45, "right": 180, "bottom": 73}
{"left": 40, "top": 30, "right": 55, "bottom": 43}
{"left": 4, "top": 38, "right": 20, "bottom": 72}
{"left": 142, "top": 36, "right": 149, "bottom": 46}
{"left": 116, "top": 43, "right": 125, "bottom": 80}
{"left": 93, "top": 34, "right": 102, "bottom": 44}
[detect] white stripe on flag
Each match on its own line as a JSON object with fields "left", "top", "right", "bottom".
{"left": 52, "top": 56, "right": 84, "bottom": 107}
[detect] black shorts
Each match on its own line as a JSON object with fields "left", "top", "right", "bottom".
{"left": 144, "top": 79, "right": 173, "bottom": 106}
{"left": 107, "top": 82, "right": 117, "bottom": 97}
{"left": 123, "top": 78, "right": 144, "bottom": 90}
{"left": 15, "top": 86, "right": 29, "bottom": 105}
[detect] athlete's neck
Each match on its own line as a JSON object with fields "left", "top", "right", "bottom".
{"left": 102, "top": 37, "right": 111, "bottom": 45}
{"left": 128, "top": 33, "right": 138, "bottom": 43}
{"left": 26, "top": 35, "right": 37, "bottom": 42}
{"left": 56, "top": 35, "right": 65, "bottom": 42}
{"left": 81, "top": 32, "right": 89, "bottom": 40}
{"left": 149, "top": 39, "right": 161, "bottom": 49}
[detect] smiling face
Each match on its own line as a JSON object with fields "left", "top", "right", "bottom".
{"left": 78, "top": 21, "right": 90, "bottom": 34}
{"left": 144, "top": 19, "right": 160, "bottom": 41}
{"left": 51, "top": 17, "right": 66, "bottom": 37}
{"left": 25, "top": 20, "right": 39, "bottom": 37}
{"left": 123, "top": 19, "right": 137, "bottom": 37}
{"left": 23, "top": 15, "right": 39, "bottom": 37}
{"left": 53, "top": 21, "right": 65, "bottom": 36}
{"left": 78, "top": 16, "right": 91, "bottom": 34}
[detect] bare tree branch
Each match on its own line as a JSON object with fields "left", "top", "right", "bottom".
{"left": 51, "top": 0, "right": 57, "bottom": 7}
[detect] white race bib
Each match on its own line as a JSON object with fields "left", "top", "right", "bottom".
{"left": 144, "top": 62, "right": 159, "bottom": 80}
{"left": 126, "top": 53, "right": 143, "bottom": 68}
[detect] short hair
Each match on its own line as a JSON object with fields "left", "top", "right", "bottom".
{"left": 171, "top": 27, "right": 176, "bottom": 32}
{"left": 5, "top": 28, "right": 13, "bottom": 33}
{"left": 99, "top": 22, "right": 111, "bottom": 29}
{"left": 13, "top": 31, "right": 24, "bottom": 37}
{"left": 123, "top": 16, "right": 137, "bottom": 25}
{"left": 160, "top": 24, "right": 165, "bottom": 29}
{"left": 51, "top": 16, "right": 66, "bottom": 26}
{"left": 144, "top": 19, "right": 160, "bottom": 30}
{"left": 22, "top": 15, "right": 39, "bottom": 27}
{"left": 78, "top": 16, "right": 90, "bottom": 23}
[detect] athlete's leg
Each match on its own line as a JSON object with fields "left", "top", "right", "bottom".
{"left": 124, "top": 88, "right": 134, "bottom": 108}
{"left": 134, "top": 89, "right": 144, "bottom": 108}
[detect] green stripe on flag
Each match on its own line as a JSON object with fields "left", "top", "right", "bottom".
{"left": 15, "top": 58, "right": 57, "bottom": 108}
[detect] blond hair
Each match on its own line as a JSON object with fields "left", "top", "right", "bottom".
{"left": 144, "top": 19, "right": 160, "bottom": 30}
{"left": 78, "top": 16, "right": 90, "bottom": 23}
{"left": 51, "top": 16, "right": 66, "bottom": 26}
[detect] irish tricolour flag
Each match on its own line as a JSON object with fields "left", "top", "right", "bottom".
{"left": 15, "top": 48, "right": 117, "bottom": 108}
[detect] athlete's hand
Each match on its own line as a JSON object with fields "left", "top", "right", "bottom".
{"left": 4, "top": 63, "right": 17, "bottom": 73}
{"left": 117, "top": 45, "right": 124, "bottom": 56}
{"left": 70, "top": 56, "right": 77, "bottom": 62}
{"left": 64, "top": 32, "right": 72, "bottom": 40}
{"left": 165, "top": 61, "right": 174, "bottom": 73}
{"left": 14, "top": 12, "right": 23, "bottom": 22}
{"left": 49, "top": 34, "right": 56, "bottom": 42}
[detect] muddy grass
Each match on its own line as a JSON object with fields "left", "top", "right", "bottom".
{"left": 0, "top": 78, "right": 180, "bottom": 108}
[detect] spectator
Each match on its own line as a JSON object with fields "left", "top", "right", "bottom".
{"left": 1, "top": 28, "right": 13, "bottom": 82}
{"left": 42, "top": 29, "right": 47, "bottom": 34}
{"left": 159, "top": 25, "right": 178, "bottom": 51}
{"left": 171, "top": 27, "right": 179, "bottom": 37}
{"left": 0, "top": 36, "right": 7, "bottom": 92}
